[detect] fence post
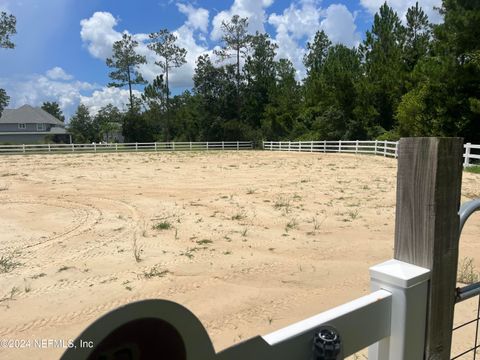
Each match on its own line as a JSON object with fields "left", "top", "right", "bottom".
{"left": 393, "top": 137, "right": 463, "bottom": 359}
{"left": 115, "top": 143, "right": 118, "bottom": 152}
{"left": 172, "top": 142, "right": 175, "bottom": 151}
{"left": 22, "top": 144, "right": 25, "bottom": 153}
{"left": 237, "top": 141, "right": 239, "bottom": 151}
{"left": 135, "top": 143, "right": 138, "bottom": 152}
{"left": 310, "top": 141, "right": 313, "bottom": 152}
{"left": 94, "top": 143, "right": 96, "bottom": 153}
{"left": 288, "top": 141, "right": 291, "bottom": 151}
{"left": 206, "top": 141, "right": 209, "bottom": 150}
{"left": 395, "top": 141, "right": 398, "bottom": 158}
{"left": 338, "top": 140, "right": 342, "bottom": 153}
{"left": 356, "top": 140, "right": 359, "bottom": 154}
{"left": 383, "top": 140, "right": 387, "bottom": 157}
{"left": 368, "top": 259, "right": 430, "bottom": 360}
{"left": 154, "top": 142, "right": 157, "bottom": 152}
{"left": 374, "top": 140, "right": 378, "bottom": 155}
{"left": 48, "top": 144, "right": 51, "bottom": 152}
{"left": 72, "top": 143, "right": 74, "bottom": 152}
{"left": 190, "top": 141, "right": 192, "bottom": 151}
{"left": 463, "top": 142, "right": 471, "bottom": 167}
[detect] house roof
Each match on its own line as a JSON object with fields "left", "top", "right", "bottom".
{"left": 0, "top": 105, "right": 64, "bottom": 126}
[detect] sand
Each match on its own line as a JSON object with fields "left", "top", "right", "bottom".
{"left": 0, "top": 150, "right": 478, "bottom": 359}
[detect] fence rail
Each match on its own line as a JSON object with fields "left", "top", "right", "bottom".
{"left": 0, "top": 141, "right": 253, "bottom": 154}
{"left": 263, "top": 140, "right": 480, "bottom": 167}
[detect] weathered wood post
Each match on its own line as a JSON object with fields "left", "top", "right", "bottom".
{"left": 393, "top": 137, "right": 463, "bottom": 359}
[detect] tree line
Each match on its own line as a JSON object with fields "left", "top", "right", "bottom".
{"left": 2, "top": 1, "right": 479, "bottom": 144}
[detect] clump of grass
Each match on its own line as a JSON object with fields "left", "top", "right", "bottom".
{"left": 0, "top": 183, "right": 9, "bottom": 191}
{"left": 196, "top": 239, "right": 212, "bottom": 245}
{"left": 0, "top": 287, "right": 19, "bottom": 303}
{"left": 347, "top": 209, "right": 359, "bottom": 220}
{"left": 457, "top": 257, "right": 479, "bottom": 284}
{"left": 285, "top": 217, "right": 298, "bottom": 232}
{"left": 274, "top": 195, "right": 291, "bottom": 213}
{"left": 31, "top": 273, "right": 46, "bottom": 279}
{"left": 246, "top": 188, "right": 256, "bottom": 194}
{"left": 143, "top": 265, "right": 170, "bottom": 279}
{"left": 0, "top": 254, "right": 21, "bottom": 273}
{"left": 57, "top": 265, "right": 73, "bottom": 273}
{"left": 133, "top": 238, "right": 143, "bottom": 262}
{"left": 153, "top": 221, "right": 172, "bottom": 230}
{"left": 231, "top": 210, "right": 247, "bottom": 221}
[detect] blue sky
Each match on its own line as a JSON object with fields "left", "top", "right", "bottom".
{"left": 0, "top": 0, "right": 442, "bottom": 119}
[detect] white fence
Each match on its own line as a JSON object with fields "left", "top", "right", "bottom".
{"left": 263, "top": 140, "right": 480, "bottom": 167}
{"left": 463, "top": 142, "right": 480, "bottom": 167}
{"left": 0, "top": 141, "right": 253, "bottom": 154}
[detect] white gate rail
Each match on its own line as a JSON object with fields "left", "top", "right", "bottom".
{"left": 62, "top": 259, "right": 430, "bottom": 360}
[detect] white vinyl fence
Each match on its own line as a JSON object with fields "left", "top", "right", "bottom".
{"left": 263, "top": 140, "right": 480, "bottom": 167}
{"left": 0, "top": 141, "right": 253, "bottom": 154}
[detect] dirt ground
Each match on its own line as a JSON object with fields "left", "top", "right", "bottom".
{"left": 0, "top": 150, "right": 478, "bottom": 359}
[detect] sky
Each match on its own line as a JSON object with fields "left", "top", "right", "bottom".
{"left": 0, "top": 0, "right": 443, "bottom": 120}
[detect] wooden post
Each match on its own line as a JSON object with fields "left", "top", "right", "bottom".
{"left": 393, "top": 137, "right": 463, "bottom": 360}
{"left": 383, "top": 140, "right": 387, "bottom": 157}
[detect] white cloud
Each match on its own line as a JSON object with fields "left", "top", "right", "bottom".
{"left": 80, "top": 9, "right": 210, "bottom": 89}
{"left": 321, "top": 4, "right": 361, "bottom": 47}
{"left": 268, "top": 1, "right": 360, "bottom": 79}
{"left": 80, "top": 12, "right": 122, "bottom": 60}
{"left": 211, "top": 0, "right": 274, "bottom": 41}
{"left": 177, "top": 3, "right": 209, "bottom": 33}
{"left": 80, "top": 87, "right": 141, "bottom": 116}
{"left": 0, "top": 68, "right": 139, "bottom": 119}
{"left": 0, "top": 70, "right": 99, "bottom": 118}
{"left": 46, "top": 67, "right": 74, "bottom": 81}
{"left": 360, "top": 0, "right": 443, "bottom": 24}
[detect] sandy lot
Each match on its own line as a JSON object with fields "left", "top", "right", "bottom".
{"left": 0, "top": 150, "right": 479, "bottom": 359}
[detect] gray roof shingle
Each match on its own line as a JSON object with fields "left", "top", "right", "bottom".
{"left": 0, "top": 105, "right": 65, "bottom": 126}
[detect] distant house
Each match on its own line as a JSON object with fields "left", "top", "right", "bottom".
{"left": 0, "top": 104, "right": 71, "bottom": 144}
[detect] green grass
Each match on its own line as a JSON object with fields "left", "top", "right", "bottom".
{"left": 0, "top": 254, "right": 21, "bottom": 273}
{"left": 465, "top": 166, "right": 480, "bottom": 174}
{"left": 153, "top": 221, "right": 172, "bottom": 230}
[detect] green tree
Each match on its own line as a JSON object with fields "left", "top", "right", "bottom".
{"left": 193, "top": 54, "right": 237, "bottom": 139}
{"left": 215, "top": 15, "right": 250, "bottom": 106}
{"left": 147, "top": 30, "right": 186, "bottom": 108}
{"left": 0, "top": 89, "right": 9, "bottom": 116}
{"left": 0, "top": 11, "right": 16, "bottom": 49}
{"left": 242, "top": 32, "right": 278, "bottom": 132}
{"left": 68, "top": 104, "right": 94, "bottom": 143}
{"left": 106, "top": 33, "right": 147, "bottom": 112}
{"left": 41, "top": 101, "right": 65, "bottom": 122}
{"left": 303, "top": 30, "right": 331, "bottom": 75}
{"left": 0, "top": 11, "right": 16, "bottom": 116}
{"left": 359, "top": 2, "right": 406, "bottom": 133}
{"left": 262, "top": 59, "right": 301, "bottom": 139}
{"left": 404, "top": 2, "right": 431, "bottom": 71}
{"left": 93, "top": 104, "right": 123, "bottom": 142}
{"left": 142, "top": 75, "right": 168, "bottom": 140}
